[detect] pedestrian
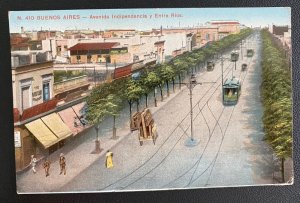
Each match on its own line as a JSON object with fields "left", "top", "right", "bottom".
{"left": 59, "top": 153, "right": 66, "bottom": 175}
{"left": 43, "top": 159, "right": 51, "bottom": 177}
{"left": 105, "top": 150, "right": 114, "bottom": 169}
{"left": 30, "top": 155, "right": 37, "bottom": 174}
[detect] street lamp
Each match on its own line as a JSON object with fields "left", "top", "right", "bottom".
{"left": 178, "top": 74, "right": 208, "bottom": 146}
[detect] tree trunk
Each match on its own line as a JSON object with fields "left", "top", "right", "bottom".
{"left": 136, "top": 99, "right": 140, "bottom": 112}
{"left": 172, "top": 78, "right": 175, "bottom": 93}
{"left": 159, "top": 85, "right": 163, "bottom": 101}
{"left": 281, "top": 157, "right": 285, "bottom": 183}
{"left": 166, "top": 81, "right": 170, "bottom": 97}
{"left": 128, "top": 100, "right": 132, "bottom": 120}
{"left": 154, "top": 88, "right": 157, "bottom": 107}
{"left": 145, "top": 94, "right": 148, "bottom": 108}
{"left": 178, "top": 74, "right": 181, "bottom": 90}
{"left": 112, "top": 115, "right": 117, "bottom": 139}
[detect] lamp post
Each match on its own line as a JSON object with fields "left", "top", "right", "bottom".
{"left": 178, "top": 74, "right": 202, "bottom": 146}
{"left": 93, "top": 66, "right": 96, "bottom": 87}
{"left": 188, "top": 74, "right": 197, "bottom": 142}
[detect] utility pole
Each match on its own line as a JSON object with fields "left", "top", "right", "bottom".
{"left": 93, "top": 66, "right": 96, "bottom": 87}
{"left": 221, "top": 55, "right": 224, "bottom": 103}
{"left": 189, "top": 82, "right": 194, "bottom": 141}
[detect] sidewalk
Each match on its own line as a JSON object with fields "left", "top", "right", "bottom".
{"left": 16, "top": 73, "right": 191, "bottom": 193}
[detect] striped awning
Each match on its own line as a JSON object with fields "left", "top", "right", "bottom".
{"left": 25, "top": 113, "right": 72, "bottom": 149}
{"left": 41, "top": 113, "right": 72, "bottom": 140}
{"left": 25, "top": 119, "right": 59, "bottom": 149}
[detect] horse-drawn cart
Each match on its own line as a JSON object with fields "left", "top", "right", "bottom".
{"left": 130, "top": 108, "right": 158, "bottom": 146}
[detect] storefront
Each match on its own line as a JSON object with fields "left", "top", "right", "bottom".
{"left": 15, "top": 112, "right": 72, "bottom": 171}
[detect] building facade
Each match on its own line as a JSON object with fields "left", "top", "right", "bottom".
{"left": 69, "top": 42, "right": 131, "bottom": 64}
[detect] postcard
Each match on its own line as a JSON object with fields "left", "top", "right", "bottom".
{"left": 9, "top": 7, "right": 293, "bottom": 193}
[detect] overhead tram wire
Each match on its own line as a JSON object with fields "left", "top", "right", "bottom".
{"left": 163, "top": 41, "right": 255, "bottom": 188}
{"left": 120, "top": 61, "right": 239, "bottom": 190}
{"left": 99, "top": 57, "right": 234, "bottom": 191}
{"left": 187, "top": 48, "right": 254, "bottom": 187}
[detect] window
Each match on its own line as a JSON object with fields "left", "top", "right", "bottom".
{"left": 43, "top": 82, "right": 50, "bottom": 101}
{"left": 206, "top": 33, "right": 210, "bottom": 41}
{"left": 21, "top": 86, "right": 30, "bottom": 110}
{"left": 76, "top": 55, "right": 81, "bottom": 63}
{"left": 87, "top": 54, "right": 92, "bottom": 63}
{"left": 20, "top": 78, "right": 32, "bottom": 111}
{"left": 42, "top": 74, "right": 52, "bottom": 102}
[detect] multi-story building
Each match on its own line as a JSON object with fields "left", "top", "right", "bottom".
{"left": 68, "top": 42, "right": 130, "bottom": 64}
{"left": 12, "top": 52, "right": 54, "bottom": 113}
{"left": 12, "top": 51, "right": 90, "bottom": 171}
{"left": 209, "top": 20, "right": 240, "bottom": 39}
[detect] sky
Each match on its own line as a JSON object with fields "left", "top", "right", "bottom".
{"left": 8, "top": 8, "right": 291, "bottom": 33}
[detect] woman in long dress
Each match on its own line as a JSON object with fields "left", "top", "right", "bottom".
{"left": 105, "top": 150, "right": 113, "bottom": 168}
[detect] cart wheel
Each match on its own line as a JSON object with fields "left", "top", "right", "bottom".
{"left": 139, "top": 141, "right": 143, "bottom": 146}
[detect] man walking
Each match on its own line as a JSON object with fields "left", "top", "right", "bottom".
{"left": 59, "top": 153, "right": 66, "bottom": 175}
{"left": 30, "top": 155, "right": 37, "bottom": 174}
{"left": 43, "top": 159, "right": 51, "bottom": 177}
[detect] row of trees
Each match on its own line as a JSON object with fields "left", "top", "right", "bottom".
{"left": 85, "top": 28, "right": 253, "bottom": 136}
{"left": 261, "top": 29, "right": 292, "bottom": 182}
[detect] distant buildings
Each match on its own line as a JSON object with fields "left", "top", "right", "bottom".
{"left": 11, "top": 20, "right": 242, "bottom": 65}
{"left": 10, "top": 20, "right": 243, "bottom": 171}
{"left": 269, "top": 24, "right": 291, "bottom": 50}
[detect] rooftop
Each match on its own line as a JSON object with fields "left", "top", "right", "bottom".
{"left": 69, "top": 42, "right": 119, "bottom": 51}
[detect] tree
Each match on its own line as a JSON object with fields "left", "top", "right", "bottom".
{"left": 104, "top": 94, "right": 123, "bottom": 139}
{"left": 124, "top": 78, "right": 144, "bottom": 119}
{"left": 158, "top": 64, "right": 175, "bottom": 97}
{"left": 261, "top": 29, "right": 292, "bottom": 183}
{"left": 143, "top": 71, "right": 160, "bottom": 107}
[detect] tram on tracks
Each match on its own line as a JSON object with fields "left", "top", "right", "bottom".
{"left": 247, "top": 49, "right": 254, "bottom": 57}
{"left": 207, "top": 61, "right": 215, "bottom": 71}
{"left": 222, "top": 77, "right": 241, "bottom": 105}
{"left": 130, "top": 108, "right": 158, "bottom": 146}
{"left": 242, "top": 63, "right": 247, "bottom": 71}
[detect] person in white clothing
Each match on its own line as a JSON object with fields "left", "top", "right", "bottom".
{"left": 30, "top": 155, "right": 37, "bottom": 174}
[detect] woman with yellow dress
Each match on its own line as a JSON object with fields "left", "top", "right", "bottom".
{"left": 105, "top": 150, "right": 114, "bottom": 168}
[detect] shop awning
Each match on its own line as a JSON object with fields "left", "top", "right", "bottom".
{"left": 41, "top": 113, "right": 72, "bottom": 140}
{"left": 72, "top": 102, "right": 86, "bottom": 117}
{"left": 58, "top": 107, "right": 84, "bottom": 135}
{"left": 25, "top": 119, "right": 59, "bottom": 149}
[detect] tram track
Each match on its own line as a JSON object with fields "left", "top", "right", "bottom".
{"left": 98, "top": 53, "right": 235, "bottom": 191}
{"left": 98, "top": 35, "right": 257, "bottom": 191}
{"left": 163, "top": 42, "right": 256, "bottom": 188}
{"left": 119, "top": 56, "right": 253, "bottom": 190}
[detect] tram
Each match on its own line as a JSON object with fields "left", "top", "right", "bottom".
{"left": 242, "top": 63, "right": 247, "bottom": 71}
{"left": 207, "top": 61, "right": 215, "bottom": 71}
{"left": 247, "top": 49, "right": 254, "bottom": 57}
{"left": 130, "top": 108, "right": 158, "bottom": 146}
{"left": 222, "top": 77, "right": 241, "bottom": 105}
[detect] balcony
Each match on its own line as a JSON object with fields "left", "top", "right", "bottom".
{"left": 54, "top": 75, "right": 90, "bottom": 95}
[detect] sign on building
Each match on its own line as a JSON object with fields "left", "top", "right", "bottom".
{"left": 14, "top": 131, "right": 21, "bottom": 147}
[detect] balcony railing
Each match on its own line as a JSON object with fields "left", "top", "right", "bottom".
{"left": 54, "top": 75, "right": 89, "bottom": 93}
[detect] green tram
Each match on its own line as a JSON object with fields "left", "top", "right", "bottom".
{"left": 222, "top": 77, "right": 241, "bottom": 105}
{"left": 207, "top": 61, "right": 215, "bottom": 71}
{"left": 247, "top": 49, "right": 254, "bottom": 57}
